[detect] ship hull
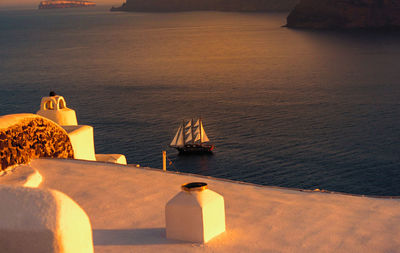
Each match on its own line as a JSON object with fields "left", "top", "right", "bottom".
{"left": 39, "top": 1, "right": 96, "bottom": 9}
{"left": 174, "top": 144, "right": 214, "bottom": 154}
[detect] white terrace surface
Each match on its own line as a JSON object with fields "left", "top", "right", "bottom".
{"left": 30, "top": 158, "right": 400, "bottom": 253}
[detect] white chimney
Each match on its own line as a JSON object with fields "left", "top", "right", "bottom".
{"left": 37, "top": 95, "right": 77, "bottom": 126}
{"left": 165, "top": 182, "right": 226, "bottom": 243}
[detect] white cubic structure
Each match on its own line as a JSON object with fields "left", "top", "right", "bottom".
{"left": 165, "top": 182, "right": 226, "bottom": 243}
{"left": 63, "top": 125, "right": 96, "bottom": 161}
{"left": 37, "top": 95, "right": 78, "bottom": 126}
{"left": 0, "top": 185, "right": 94, "bottom": 253}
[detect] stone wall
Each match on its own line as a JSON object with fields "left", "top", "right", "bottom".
{"left": 0, "top": 114, "right": 74, "bottom": 171}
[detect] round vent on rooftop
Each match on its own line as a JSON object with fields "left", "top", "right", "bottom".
{"left": 181, "top": 182, "right": 208, "bottom": 192}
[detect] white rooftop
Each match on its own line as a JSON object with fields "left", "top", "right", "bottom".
{"left": 27, "top": 158, "right": 400, "bottom": 253}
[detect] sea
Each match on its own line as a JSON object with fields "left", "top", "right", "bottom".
{"left": 1, "top": 6, "right": 400, "bottom": 196}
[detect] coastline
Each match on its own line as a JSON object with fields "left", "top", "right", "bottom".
{"left": 110, "top": 0, "right": 298, "bottom": 12}
{"left": 129, "top": 162, "right": 400, "bottom": 199}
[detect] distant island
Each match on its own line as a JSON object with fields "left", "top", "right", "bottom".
{"left": 286, "top": 0, "right": 400, "bottom": 29}
{"left": 39, "top": 0, "right": 96, "bottom": 9}
{"left": 110, "top": 0, "right": 299, "bottom": 12}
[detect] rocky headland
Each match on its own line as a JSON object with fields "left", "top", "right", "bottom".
{"left": 286, "top": 0, "right": 400, "bottom": 29}
{"left": 111, "top": 0, "right": 299, "bottom": 12}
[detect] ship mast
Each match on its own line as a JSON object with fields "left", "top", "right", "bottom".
{"left": 182, "top": 120, "right": 186, "bottom": 145}
{"left": 191, "top": 119, "right": 194, "bottom": 144}
{"left": 199, "top": 118, "right": 202, "bottom": 144}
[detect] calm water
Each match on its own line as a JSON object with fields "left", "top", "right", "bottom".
{"left": 1, "top": 7, "right": 400, "bottom": 196}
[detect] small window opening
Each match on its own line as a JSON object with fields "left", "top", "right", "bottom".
{"left": 59, "top": 99, "right": 66, "bottom": 109}
{"left": 45, "top": 101, "right": 54, "bottom": 110}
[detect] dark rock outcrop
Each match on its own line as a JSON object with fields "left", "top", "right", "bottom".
{"left": 0, "top": 115, "right": 74, "bottom": 171}
{"left": 111, "top": 0, "right": 299, "bottom": 12}
{"left": 287, "top": 0, "right": 400, "bottom": 29}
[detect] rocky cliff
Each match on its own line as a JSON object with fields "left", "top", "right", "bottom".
{"left": 111, "top": 0, "right": 299, "bottom": 12}
{"left": 286, "top": 0, "right": 400, "bottom": 29}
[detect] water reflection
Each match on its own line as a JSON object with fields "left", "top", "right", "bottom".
{"left": 170, "top": 152, "right": 216, "bottom": 174}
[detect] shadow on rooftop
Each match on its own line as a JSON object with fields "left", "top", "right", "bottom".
{"left": 93, "top": 228, "right": 187, "bottom": 246}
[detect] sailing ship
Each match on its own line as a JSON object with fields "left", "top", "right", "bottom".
{"left": 170, "top": 118, "right": 214, "bottom": 153}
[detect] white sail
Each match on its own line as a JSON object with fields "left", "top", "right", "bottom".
{"left": 200, "top": 122, "right": 209, "bottom": 143}
{"left": 171, "top": 118, "right": 211, "bottom": 147}
{"left": 192, "top": 119, "right": 201, "bottom": 141}
{"left": 177, "top": 127, "right": 185, "bottom": 146}
{"left": 185, "top": 125, "right": 192, "bottom": 143}
{"left": 185, "top": 134, "right": 192, "bottom": 143}
{"left": 194, "top": 127, "right": 201, "bottom": 142}
{"left": 170, "top": 126, "right": 180, "bottom": 146}
{"left": 170, "top": 125, "right": 184, "bottom": 147}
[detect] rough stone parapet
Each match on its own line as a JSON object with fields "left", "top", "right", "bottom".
{"left": 0, "top": 114, "right": 74, "bottom": 171}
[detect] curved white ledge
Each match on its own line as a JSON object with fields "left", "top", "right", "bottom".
{"left": 0, "top": 164, "right": 43, "bottom": 188}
